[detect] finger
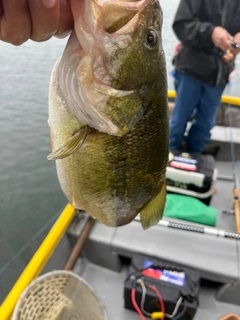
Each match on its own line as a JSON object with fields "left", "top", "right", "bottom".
{"left": 233, "top": 32, "right": 240, "bottom": 43}
{"left": 218, "top": 30, "right": 232, "bottom": 51}
{"left": 55, "top": 0, "right": 73, "bottom": 38}
{"left": 219, "top": 43, "right": 231, "bottom": 52}
{"left": 27, "top": 0, "right": 60, "bottom": 42}
{"left": 0, "top": 0, "right": 31, "bottom": 45}
{"left": 221, "top": 37, "right": 232, "bottom": 51}
{"left": 230, "top": 48, "right": 240, "bottom": 56}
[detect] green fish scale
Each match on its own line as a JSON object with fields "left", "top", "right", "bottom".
{"left": 66, "top": 94, "right": 169, "bottom": 225}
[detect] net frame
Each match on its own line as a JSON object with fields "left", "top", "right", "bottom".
{"left": 12, "top": 270, "right": 108, "bottom": 320}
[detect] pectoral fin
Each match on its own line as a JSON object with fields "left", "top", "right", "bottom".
{"left": 140, "top": 180, "right": 166, "bottom": 230}
{"left": 47, "top": 126, "right": 91, "bottom": 161}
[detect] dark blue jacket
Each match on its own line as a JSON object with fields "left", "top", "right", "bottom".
{"left": 173, "top": 0, "right": 240, "bottom": 87}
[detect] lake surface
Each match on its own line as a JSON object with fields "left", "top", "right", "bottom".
{"left": 0, "top": 0, "right": 240, "bottom": 303}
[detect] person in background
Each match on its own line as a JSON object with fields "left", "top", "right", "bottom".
{"left": 170, "top": 0, "right": 240, "bottom": 155}
{"left": 0, "top": 0, "right": 73, "bottom": 45}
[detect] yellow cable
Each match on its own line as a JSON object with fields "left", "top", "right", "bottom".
{"left": 0, "top": 203, "right": 75, "bottom": 320}
{"left": 151, "top": 311, "right": 164, "bottom": 319}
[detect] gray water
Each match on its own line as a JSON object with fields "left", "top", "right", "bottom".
{"left": 0, "top": 0, "right": 240, "bottom": 304}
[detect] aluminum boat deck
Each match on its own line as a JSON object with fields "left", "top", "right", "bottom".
{"left": 41, "top": 124, "right": 240, "bottom": 319}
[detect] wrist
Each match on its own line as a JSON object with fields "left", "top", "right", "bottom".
{"left": 199, "top": 23, "right": 216, "bottom": 46}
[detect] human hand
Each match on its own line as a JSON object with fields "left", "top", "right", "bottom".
{"left": 0, "top": 0, "right": 73, "bottom": 45}
{"left": 230, "top": 32, "right": 240, "bottom": 55}
{"left": 211, "top": 26, "right": 233, "bottom": 51}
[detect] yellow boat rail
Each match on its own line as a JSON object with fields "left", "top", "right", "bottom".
{"left": 0, "top": 203, "right": 76, "bottom": 320}
{"left": 168, "top": 90, "right": 240, "bottom": 106}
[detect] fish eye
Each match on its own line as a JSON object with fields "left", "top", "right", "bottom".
{"left": 145, "top": 29, "right": 158, "bottom": 48}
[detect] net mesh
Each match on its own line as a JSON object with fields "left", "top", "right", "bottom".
{"left": 13, "top": 271, "right": 107, "bottom": 320}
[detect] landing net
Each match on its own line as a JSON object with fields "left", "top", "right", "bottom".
{"left": 12, "top": 270, "right": 108, "bottom": 320}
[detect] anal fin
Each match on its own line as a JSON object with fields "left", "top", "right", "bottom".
{"left": 47, "top": 126, "right": 91, "bottom": 161}
{"left": 140, "top": 180, "right": 166, "bottom": 230}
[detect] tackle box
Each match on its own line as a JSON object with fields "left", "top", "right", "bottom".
{"left": 166, "top": 154, "right": 217, "bottom": 205}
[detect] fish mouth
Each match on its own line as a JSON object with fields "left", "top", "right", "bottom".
{"left": 59, "top": 0, "right": 155, "bottom": 136}
{"left": 73, "top": 0, "right": 156, "bottom": 89}
{"left": 74, "top": 0, "right": 155, "bottom": 55}
{"left": 101, "top": 0, "right": 155, "bottom": 34}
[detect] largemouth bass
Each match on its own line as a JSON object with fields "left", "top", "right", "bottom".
{"left": 48, "top": 0, "right": 169, "bottom": 229}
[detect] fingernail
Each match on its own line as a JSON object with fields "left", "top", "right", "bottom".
{"left": 41, "top": 0, "right": 57, "bottom": 8}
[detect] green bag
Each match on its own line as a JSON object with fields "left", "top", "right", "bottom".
{"left": 163, "top": 194, "right": 217, "bottom": 227}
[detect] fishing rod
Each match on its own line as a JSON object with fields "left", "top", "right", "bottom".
{"left": 134, "top": 215, "right": 240, "bottom": 240}
{"left": 230, "top": 41, "right": 240, "bottom": 49}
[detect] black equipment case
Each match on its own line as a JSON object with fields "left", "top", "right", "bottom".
{"left": 166, "top": 154, "right": 216, "bottom": 205}
{"left": 124, "top": 253, "right": 200, "bottom": 320}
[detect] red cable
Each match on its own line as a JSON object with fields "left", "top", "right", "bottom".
{"left": 147, "top": 284, "right": 165, "bottom": 320}
{"left": 131, "top": 288, "right": 146, "bottom": 320}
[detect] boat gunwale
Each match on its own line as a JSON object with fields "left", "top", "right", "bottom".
{"left": 0, "top": 204, "right": 76, "bottom": 320}
{"left": 168, "top": 90, "right": 240, "bottom": 107}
